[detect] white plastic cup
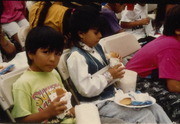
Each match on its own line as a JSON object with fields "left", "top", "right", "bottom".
{"left": 117, "top": 69, "right": 137, "bottom": 93}
{"left": 75, "top": 103, "right": 101, "bottom": 124}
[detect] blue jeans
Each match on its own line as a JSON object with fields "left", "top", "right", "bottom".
{"left": 97, "top": 101, "right": 172, "bottom": 123}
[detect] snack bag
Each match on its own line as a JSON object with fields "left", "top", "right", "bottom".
{"left": 49, "top": 88, "right": 72, "bottom": 119}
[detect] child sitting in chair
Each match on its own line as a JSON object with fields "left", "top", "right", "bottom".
{"left": 66, "top": 5, "right": 172, "bottom": 123}
{"left": 11, "top": 26, "right": 75, "bottom": 123}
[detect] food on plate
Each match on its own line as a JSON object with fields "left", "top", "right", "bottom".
{"left": 119, "top": 98, "right": 131, "bottom": 105}
{"left": 56, "top": 88, "right": 66, "bottom": 96}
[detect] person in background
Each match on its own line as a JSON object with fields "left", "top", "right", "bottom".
{"left": 0, "top": 25, "right": 17, "bottom": 62}
{"left": 100, "top": 3, "right": 126, "bottom": 37}
{"left": 29, "top": 1, "right": 72, "bottom": 43}
{"left": 154, "top": 4, "right": 176, "bottom": 34}
{"left": 0, "top": 1, "right": 29, "bottom": 51}
{"left": 0, "top": 2, "right": 18, "bottom": 62}
{"left": 126, "top": 5, "right": 180, "bottom": 122}
{"left": 66, "top": 5, "right": 172, "bottom": 124}
{"left": 120, "top": 3, "right": 155, "bottom": 46}
{"left": 11, "top": 26, "right": 75, "bottom": 123}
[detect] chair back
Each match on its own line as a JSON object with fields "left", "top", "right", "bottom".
{"left": 57, "top": 49, "right": 80, "bottom": 105}
{"left": 57, "top": 49, "right": 70, "bottom": 80}
{"left": 17, "top": 26, "right": 30, "bottom": 47}
{"left": 99, "top": 32, "right": 141, "bottom": 58}
{"left": 0, "top": 67, "right": 27, "bottom": 122}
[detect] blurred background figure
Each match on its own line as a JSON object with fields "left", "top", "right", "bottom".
{"left": 120, "top": 3, "right": 155, "bottom": 46}
{"left": 100, "top": 3, "right": 126, "bottom": 37}
{"left": 0, "top": 1, "right": 29, "bottom": 51}
{"left": 0, "top": 25, "right": 17, "bottom": 62}
{"left": 28, "top": 1, "right": 72, "bottom": 44}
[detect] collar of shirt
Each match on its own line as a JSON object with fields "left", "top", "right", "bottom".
{"left": 79, "top": 42, "right": 96, "bottom": 53}
{"left": 79, "top": 42, "right": 106, "bottom": 65}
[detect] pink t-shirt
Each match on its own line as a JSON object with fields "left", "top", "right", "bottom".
{"left": 126, "top": 35, "right": 180, "bottom": 81}
{"left": 0, "top": 1, "right": 26, "bottom": 23}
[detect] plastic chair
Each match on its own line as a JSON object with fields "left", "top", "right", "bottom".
{"left": 99, "top": 32, "right": 141, "bottom": 58}
{"left": 17, "top": 26, "right": 30, "bottom": 48}
{"left": 0, "top": 67, "right": 27, "bottom": 122}
{"left": 57, "top": 49, "right": 80, "bottom": 106}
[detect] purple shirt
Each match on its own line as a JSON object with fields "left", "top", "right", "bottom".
{"left": 0, "top": 1, "right": 26, "bottom": 23}
{"left": 126, "top": 35, "right": 180, "bottom": 81}
{"left": 101, "top": 8, "right": 122, "bottom": 36}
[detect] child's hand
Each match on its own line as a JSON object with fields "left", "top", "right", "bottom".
{"left": 44, "top": 95, "right": 67, "bottom": 118}
{"left": 108, "top": 64, "right": 125, "bottom": 79}
{"left": 140, "top": 18, "right": 150, "bottom": 25}
{"left": 67, "top": 107, "right": 75, "bottom": 117}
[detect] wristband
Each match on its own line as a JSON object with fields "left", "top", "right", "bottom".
{"left": 103, "top": 71, "right": 113, "bottom": 82}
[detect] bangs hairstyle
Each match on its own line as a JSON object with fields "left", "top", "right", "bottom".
{"left": 163, "top": 5, "right": 180, "bottom": 36}
{"left": 69, "top": 5, "right": 103, "bottom": 47}
{"left": 25, "top": 26, "right": 64, "bottom": 65}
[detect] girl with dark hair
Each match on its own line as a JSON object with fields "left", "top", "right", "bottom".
{"left": 126, "top": 5, "right": 180, "bottom": 122}
{"left": 66, "top": 5, "right": 172, "bottom": 124}
{"left": 29, "top": 1, "right": 72, "bottom": 41}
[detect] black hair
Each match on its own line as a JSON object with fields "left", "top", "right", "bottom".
{"left": 62, "top": 8, "right": 73, "bottom": 38}
{"left": 154, "top": 4, "right": 166, "bottom": 32}
{"left": 163, "top": 5, "right": 180, "bottom": 36}
{"left": 37, "top": 1, "right": 52, "bottom": 27}
{"left": 68, "top": 5, "right": 104, "bottom": 48}
{"left": 25, "top": 26, "right": 64, "bottom": 65}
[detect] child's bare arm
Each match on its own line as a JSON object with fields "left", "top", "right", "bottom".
{"left": 15, "top": 95, "right": 67, "bottom": 123}
{"left": 121, "top": 17, "right": 150, "bottom": 28}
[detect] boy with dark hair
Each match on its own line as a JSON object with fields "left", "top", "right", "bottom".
{"left": 11, "top": 26, "right": 74, "bottom": 123}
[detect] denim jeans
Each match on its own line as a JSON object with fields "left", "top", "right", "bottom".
{"left": 97, "top": 101, "right": 172, "bottom": 123}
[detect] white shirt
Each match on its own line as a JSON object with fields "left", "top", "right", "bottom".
{"left": 67, "top": 43, "right": 112, "bottom": 98}
{"left": 120, "top": 4, "right": 155, "bottom": 40}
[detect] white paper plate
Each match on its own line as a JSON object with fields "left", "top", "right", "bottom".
{"left": 114, "top": 94, "right": 156, "bottom": 108}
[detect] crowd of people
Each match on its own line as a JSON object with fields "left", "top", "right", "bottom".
{"left": 0, "top": 1, "right": 179, "bottom": 123}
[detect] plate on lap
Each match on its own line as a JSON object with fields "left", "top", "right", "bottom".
{"left": 113, "top": 91, "right": 156, "bottom": 108}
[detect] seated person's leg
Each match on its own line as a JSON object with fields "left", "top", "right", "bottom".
{"left": 2, "top": 22, "right": 22, "bottom": 51}
{"left": 17, "top": 18, "right": 29, "bottom": 28}
{"left": 148, "top": 103, "right": 172, "bottom": 123}
{"left": 97, "top": 101, "right": 156, "bottom": 123}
